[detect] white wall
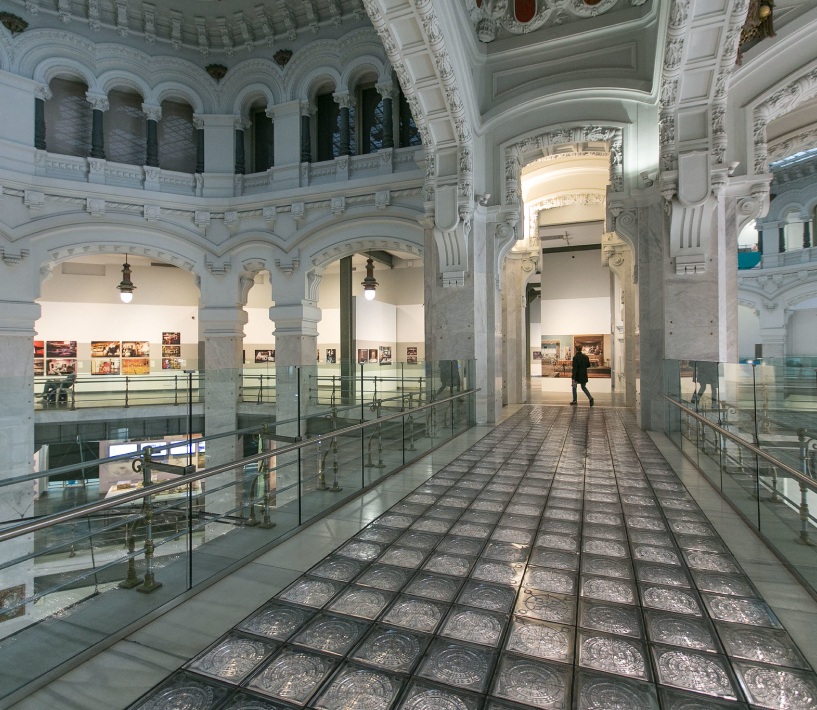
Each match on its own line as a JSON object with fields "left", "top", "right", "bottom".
{"left": 540, "top": 297, "right": 611, "bottom": 335}
{"left": 788, "top": 308, "right": 817, "bottom": 356}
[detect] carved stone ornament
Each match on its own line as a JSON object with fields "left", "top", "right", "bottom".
{"left": 0, "top": 12, "right": 28, "bottom": 33}
{"left": 274, "top": 49, "right": 293, "bottom": 67}
{"left": 205, "top": 64, "right": 228, "bottom": 82}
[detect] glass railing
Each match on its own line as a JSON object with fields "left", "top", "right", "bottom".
{"left": 662, "top": 359, "right": 817, "bottom": 595}
{"left": 0, "top": 360, "right": 476, "bottom": 704}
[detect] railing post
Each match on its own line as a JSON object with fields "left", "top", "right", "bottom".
{"left": 133, "top": 447, "right": 162, "bottom": 593}
{"left": 119, "top": 525, "right": 143, "bottom": 589}
{"left": 125, "top": 375, "right": 129, "bottom": 408}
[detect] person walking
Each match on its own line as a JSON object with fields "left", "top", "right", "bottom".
{"left": 570, "top": 345, "right": 594, "bottom": 406}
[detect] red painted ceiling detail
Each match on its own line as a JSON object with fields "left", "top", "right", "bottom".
{"left": 515, "top": 0, "right": 536, "bottom": 23}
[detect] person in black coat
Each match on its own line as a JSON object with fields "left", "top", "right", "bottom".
{"left": 570, "top": 345, "right": 594, "bottom": 406}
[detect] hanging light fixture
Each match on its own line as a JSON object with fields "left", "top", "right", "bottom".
{"left": 117, "top": 256, "right": 136, "bottom": 303}
{"left": 361, "top": 256, "right": 378, "bottom": 301}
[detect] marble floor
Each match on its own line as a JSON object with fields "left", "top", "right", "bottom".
{"left": 117, "top": 406, "right": 817, "bottom": 710}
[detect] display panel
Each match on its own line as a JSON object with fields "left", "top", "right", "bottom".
{"left": 108, "top": 443, "right": 139, "bottom": 457}
{"left": 162, "top": 345, "right": 181, "bottom": 357}
{"left": 162, "top": 358, "right": 182, "bottom": 370}
{"left": 34, "top": 341, "right": 44, "bottom": 358}
{"left": 326, "top": 348, "right": 336, "bottom": 364}
{"left": 369, "top": 349, "right": 378, "bottom": 364}
{"left": 34, "top": 360, "right": 44, "bottom": 376}
{"left": 46, "top": 341, "right": 77, "bottom": 358}
{"left": 406, "top": 347, "right": 418, "bottom": 364}
{"left": 358, "top": 349, "right": 368, "bottom": 364}
{"left": 47, "top": 359, "right": 76, "bottom": 375}
{"left": 91, "top": 341, "right": 120, "bottom": 357}
{"left": 573, "top": 335, "right": 604, "bottom": 365}
{"left": 255, "top": 349, "right": 275, "bottom": 363}
{"left": 122, "top": 341, "right": 149, "bottom": 357}
{"left": 91, "top": 359, "right": 121, "bottom": 375}
{"left": 379, "top": 346, "right": 392, "bottom": 365}
{"left": 162, "top": 332, "right": 181, "bottom": 345}
{"left": 122, "top": 358, "right": 150, "bottom": 375}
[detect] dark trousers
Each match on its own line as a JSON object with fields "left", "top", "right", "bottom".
{"left": 572, "top": 381, "right": 591, "bottom": 401}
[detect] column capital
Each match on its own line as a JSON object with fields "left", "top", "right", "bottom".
{"left": 234, "top": 116, "right": 250, "bottom": 131}
{"left": 0, "top": 301, "right": 41, "bottom": 337}
{"left": 34, "top": 84, "right": 52, "bottom": 101}
{"left": 198, "top": 305, "right": 248, "bottom": 338}
{"left": 375, "top": 82, "right": 396, "bottom": 100}
{"left": 269, "top": 302, "right": 322, "bottom": 337}
{"left": 193, "top": 114, "right": 205, "bottom": 130}
{"left": 142, "top": 103, "right": 162, "bottom": 122}
{"left": 299, "top": 100, "right": 316, "bottom": 117}
{"left": 332, "top": 91, "right": 355, "bottom": 109}
{"left": 86, "top": 92, "right": 109, "bottom": 112}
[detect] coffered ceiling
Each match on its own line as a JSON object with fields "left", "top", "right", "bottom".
{"left": 7, "top": 0, "right": 371, "bottom": 58}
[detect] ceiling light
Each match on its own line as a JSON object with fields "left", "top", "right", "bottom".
{"left": 361, "top": 257, "right": 378, "bottom": 301}
{"left": 117, "top": 257, "right": 136, "bottom": 303}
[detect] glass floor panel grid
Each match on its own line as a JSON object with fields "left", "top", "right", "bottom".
{"left": 127, "top": 406, "right": 817, "bottom": 710}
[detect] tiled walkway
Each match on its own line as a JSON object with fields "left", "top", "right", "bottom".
{"left": 126, "top": 406, "right": 817, "bottom": 710}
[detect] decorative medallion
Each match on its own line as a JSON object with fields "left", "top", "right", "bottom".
{"left": 314, "top": 666, "right": 398, "bottom": 710}
{"left": 734, "top": 662, "right": 817, "bottom": 710}
{"left": 642, "top": 586, "right": 701, "bottom": 616}
{"left": 506, "top": 617, "right": 574, "bottom": 662}
{"left": 581, "top": 577, "right": 635, "bottom": 604}
{"left": 424, "top": 554, "right": 472, "bottom": 577}
{"left": 654, "top": 649, "right": 736, "bottom": 699}
{"left": 457, "top": 582, "right": 516, "bottom": 613}
{"left": 383, "top": 597, "right": 444, "bottom": 633}
{"left": 352, "top": 628, "right": 423, "bottom": 672}
{"left": 293, "top": 615, "right": 365, "bottom": 656}
{"left": 278, "top": 578, "right": 340, "bottom": 608}
{"left": 524, "top": 567, "right": 577, "bottom": 595}
{"left": 492, "top": 655, "right": 570, "bottom": 709}
{"left": 338, "top": 541, "right": 383, "bottom": 562}
{"left": 189, "top": 635, "right": 274, "bottom": 682}
{"left": 239, "top": 603, "right": 311, "bottom": 640}
{"left": 329, "top": 587, "right": 388, "bottom": 619}
{"left": 247, "top": 650, "right": 332, "bottom": 704}
{"left": 578, "top": 633, "right": 648, "bottom": 679}
{"left": 441, "top": 608, "right": 504, "bottom": 646}
{"left": 379, "top": 547, "right": 425, "bottom": 569}
{"left": 419, "top": 642, "right": 491, "bottom": 692}
{"left": 580, "top": 600, "right": 642, "bottom": 637}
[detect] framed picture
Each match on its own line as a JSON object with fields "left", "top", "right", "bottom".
{"left": 162, "top": 345, "right": 181, "bottom": 358}
{"left": 326, "top": 348, "right": 337, "bottom": 364}
{"left": 540, "top": 340, "right": 560, "bottom": 362}
{"left": 47, "top": 359, "right": 76, "bottom": 375}
{"left": 122, "top": 358, "right": 150, "bottom": 375}
{"left": 532, "top": 351, "right": 542, "bottom": 360}
{"left": 122, "top": 341, "right": 149, "bottom": 358}
{"left": 255, "top": 349, "right": 275, "bottom": 363}
{"left": 34, "top": 360, "right": 44, "bottom": 376}
{"left": 46, "top": 341, "right": 77, "bottom": 358}
{"left": 573, "top": 335, "right": 604, "bottom": 364}
{"left": 162, "top": 358, "right": 182, "bottom": 370}
{"left": 358, "top": 348, "right": 368, "bottom": 364}
{"left": 406, "top": 347, "right": 418, "bottom": 364}
{"left": 368, "top": 349, "right": 378, "bottom": 364}
{"left": 162, "top": 332, "right": 181, "bottom": 345}
{"left": 34, "top": 341, "right": 44, "bottom": 358}
{"left": 379, "top": 346, "right": 392, "bottom": 365}
{"left": 92, "top": 359, "right": 121, "bottom": 375}
{"left": 92, "top": 341, "right": 120, "bottom": 358}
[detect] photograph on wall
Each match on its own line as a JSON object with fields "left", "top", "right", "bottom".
{"left": 368, "top": 349, "right": 378, "bottom": 364}
{"left": 47, "top": 359, "right": 76, "bottom": 375}
{"left": 162, "top": 358, "right": 182, "bottom": 370}
{"left": 532, "top": 351, "right": 542, "bottom": 361}
{"left": 255, "top": 349, "right": 275, "bottom": 364}
{"left": 573, "top": 335, "right": 604, "bottom": 363}
{"left": 326, "top": 349, "right": 337, "bottom": 364}
{"left": 539, "top": 340, "right": 562, "bottom": 378}
{"left": 162, "top": 345, "right": 181, "bottom": 358}
{"left": 91, "top": 341, "right": 121, "bottom": 358}
{"left": 122, "top": 341, "right": 149, "bottom": 358}
{"left": 406, "top": 347, "right": 418, "bottom": 364}
{"left": 34, "top": 360, "right": 44, "bottom": 376}
{"left": 46, "top": 341, "right": 77, "bottom": 358}
{"left": 122, "top": 358, "right": 150, "bottom": 375}
{"left": 379, "top": 346, "right": 392, "bottom": 365}
{"left": 162, "top": 332, "right": 181, "bottom": 345}
{"left": 34, "top": 341, "right": 44, "bottom": 358}
{"left": 358, "top": 349, "right": 368, "bottom": 364}
{"left": 92, "top": 359, "right": 121, "bottom": 376}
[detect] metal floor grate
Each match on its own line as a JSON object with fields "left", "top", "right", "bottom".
{"left": 127, "top": 406, "right": 817, "bottom": 710}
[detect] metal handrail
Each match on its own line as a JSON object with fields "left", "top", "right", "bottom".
{"left": 661, "top": 394, "right": 816, "bottom": 489}
{"left": 0, "top": 388, "right": 477, "bottom": 544}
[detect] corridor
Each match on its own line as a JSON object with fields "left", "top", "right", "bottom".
{"left": 126, "top": 406, "right": 817, "bottom": 710}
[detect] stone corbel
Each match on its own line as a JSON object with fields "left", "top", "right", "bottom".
{"left": 263, "top": 205, "right": 277, "bottom": 227}
{"left": 205, "top": 258, "right": 231, "bottom": 276}
{"left": 291, "top": 202, "right": 306, "bottom": 224}
{"left": 0, "top": 248, "right": 30, "bottom": 266}
{"left": 494, "top": 214, "right": 520, "bottom": 291}
{"left": 275, "top": 250, "right": 301, "bottom": 276}
{"left": 86, "top": 198, "right": 105, "bottom": 216}
{"left": 195, "top": 210, "right": 211, "bottom": 228}
{"left": 668, "top": 196, "right": 716, "bottom": 274}
{"left": 331, "top": 196, "right": 346, "bottom": 215}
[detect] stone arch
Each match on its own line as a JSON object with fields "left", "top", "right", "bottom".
{"left": 231, "top": 84, "right": 277, "bottom": 121}
{"left": 34, "top": 57, "right": 98, "bottom": 92}
{"left": 152, "top": 81, "right": 205, "bottom": 114}
{"left": 219, "top": 60, "right": 285, "bottom": 112}
{"left": 300, "top": 67, "right": 343, "bottom": 104}
{"left": 97, "top": 70, "right": 151, "bottom": 101}
{"left": 341, "top": 56, "right": 389, "bottom": 93}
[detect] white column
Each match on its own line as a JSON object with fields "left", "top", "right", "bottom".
{"left": 501, "top": 253, "right": 531, "bottom": 405}
{"left": 199, "top": 114, "right": 238, "bottom": 197}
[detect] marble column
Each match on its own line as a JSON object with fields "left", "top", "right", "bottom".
{"left": 0, "top": 296, "right": 40, "bottom": 636}
{"left": 234, "top": 118, "right": 248, "bottom": 175}
{"left": 34, "top": 86, "right": 51, "bottom": 151}
{"left": 194, "top": 116, "right": 205, "bottom": 174}
{"left": 198, "top": 305, "right": 247, "bottom": 516}
{"left": 86, "top": 93, "right": 109, "bottom": 160}
{"left": 333, "top": 92, "right": 353, "bottom": 157}
{"left": 501, "top": 254, "right": 530, "bottom": 406}
{"left": 339, "top": 257, "right": 356, "bottom": 405}
{"left": 376, "top": 82, "right": 394, "bottom": 150}
{"left": 300, "top": 103, "right": 312, "bottom": 164}
{"left": 142, "top": 104, "right": 161, "bottom": 168}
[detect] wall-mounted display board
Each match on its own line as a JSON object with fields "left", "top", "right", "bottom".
{"left": 358, "top": 349, "right": 368, "bottom": 364}
{"left": 122, "top": 358, "right": 150, "bottom": 375}
{"left": 379, "top": 346, "right": 392, "bottom": 365}
{"left": 47, "top": 359, "right": 76, "bottom": 375}
{"left": 91, "top": 341, "right": 120, "bottom": 357}
{"left": 255, "top": 350, "right": 275, "bottom": 363}
{"left": 532, "top": 351, "right": 542, "bottom": 360}
{"left": 162, "top": 332, "right": 181, "bottom": 345}
{"left": 162, "top": 359, "right": 182, "bottom": 370}
{"left": 407, "top": 347, "right": 418, "bottom": 364}
{"left": 369, "top": 349, "right": 378, "bottom": 364}
{"left": 573, "top": 334, "right": 604, "bottom": 365}
{"left": 326, "top": 349, "right": 336, "bottom": 364}
{"left": 46, "top": 341, "right": 77, "bottom": 358}
{"left": 122, "top": 341, "right": 149, "bottom": 358}
{"left": 92, "top": 359, "right": 120, "bottom": 375}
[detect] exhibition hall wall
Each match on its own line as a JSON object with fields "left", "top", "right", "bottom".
{"left": 530, "top": 249, "right": 613, "bottom": 377}
{"left": 34, "top": 258, "right": 426, "bottom": 375}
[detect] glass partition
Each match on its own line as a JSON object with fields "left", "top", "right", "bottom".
{"left": 0, "top": 361, "right": 477, "bottom": 703}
